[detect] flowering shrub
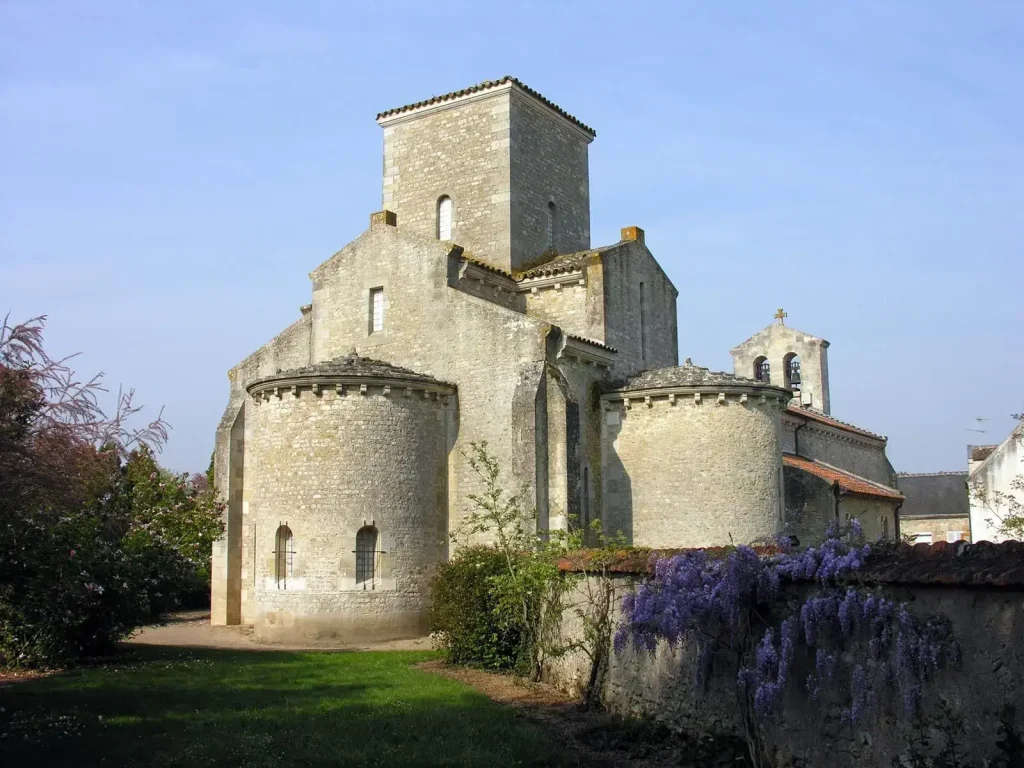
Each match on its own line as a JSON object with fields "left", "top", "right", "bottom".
{"left": 0, "top": 316, "right": 223, "bottom": 667}
{"left": 615, "top": 522, "right": 959, "bottom": 766}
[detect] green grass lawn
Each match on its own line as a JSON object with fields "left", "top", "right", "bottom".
{"left": 0, "top": 647, "right": 576, "bottom": 767}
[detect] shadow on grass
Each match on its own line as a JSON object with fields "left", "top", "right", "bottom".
{"left": 0, "top": 646, "right": 577, "bottom": 768}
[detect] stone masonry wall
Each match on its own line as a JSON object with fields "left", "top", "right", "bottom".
{"left": 307, "top": 224, "right": 550, "bottom": 543}
{"left": 783, "top": 468, "right": 898, "bottom": 544}
{"left": 244, "top": 385, "right": 449, "bottom": 643}
{"left": 509, "top": 92, "right": 590, "bottom": 268}
{"left": 900, "top": 516, "right": 971, "bottom": 544}
{"left": 546, "top": 556, "right": 1024, "bottom": 767}
{"left": 211, "top": 315, "right": 311, "bottom": 626}
{"left": 784, "top": 419, "right": 895, "bottom": 486}
{"left": 601, "top": 240, "right": 678, "bottom": 376}
{"left": 602, "top": 393, "right": 784, "bottom": 547}
{"left": 381, "top": 92, "right": 512, "bottom": 267}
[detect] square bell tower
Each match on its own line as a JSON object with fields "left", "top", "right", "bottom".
{"left": 376, "top": 77, "right": 595, "bottom": 271}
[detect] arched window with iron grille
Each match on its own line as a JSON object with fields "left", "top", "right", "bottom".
{"left": 274, "top": 524, "right": 294, "bottom": 589}
{"left": 355, "top": 525, "right": 379, "bottom": 589}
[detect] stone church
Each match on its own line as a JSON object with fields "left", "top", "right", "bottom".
{"left": 211, "top": 77, "right": 902, "bottom": 644}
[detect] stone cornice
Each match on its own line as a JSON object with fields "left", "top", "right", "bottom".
{"left": 517, "top": 270, "right": 586, "bottom": 292}
{"left": 248, "top": 374, "right": 454, "bottom": 402}
{"left": 602, "top": 385, "right": 789, "bottom": 409}
{"left": 456, "top": 258, "right": 520, "bottom": 293}
{"left": 558, "top": 334, "right": 616, "bottom": 369}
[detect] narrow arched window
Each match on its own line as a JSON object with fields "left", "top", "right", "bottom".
{"left": 754, "top": 356, "right": 770, "bottom": 382}
{"left": 639, "top": 282, "right": 648, "bottom": 362}
{"left": 274, "top": 524, "right": 294, "bottom": 589}
{"left": 784, "top": 353, "right": 801, "bottom": 391}
{"left": 437, "top": 196, "right": 453, "bottom": 240}
{"left": 355, "top": 525, "right": 379, "bottom": 589}
{"left": 546, "top": 201, "right": 556, "bottom": 249}
{"left": 582, "top": 466, "right": 590, "bottom": 527}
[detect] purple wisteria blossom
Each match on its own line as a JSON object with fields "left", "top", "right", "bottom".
{"left": 615, "top": 520, "right": 958, "bottom": 730}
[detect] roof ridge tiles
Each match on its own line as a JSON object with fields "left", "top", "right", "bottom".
{"left": 376, "top": 76, "right": 596, "bottom": 137}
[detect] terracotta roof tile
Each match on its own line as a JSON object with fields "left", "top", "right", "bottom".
{"left": 970, "top": 445, "right": 997, "bottom": 462}
{"left": 786, "top": 404, "right": 886, "bottom": 441}
{"left": 565, "top": 333, "right": 618, "bottom": 353}
{"left": 783, "top": 454, "right": 903, "bottom": 501}
{"left": 459, "top": 253, "right": 515, "bottom": 279}
{"left": 377, "top": 76, "right": 595, "bottom": 137}
{"left": 515, "top": 249, "right": 595, "bottom": 279}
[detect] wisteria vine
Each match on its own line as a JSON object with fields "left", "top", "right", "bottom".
{"left": 615, "top": 521, "right": 959, "bottom": 733}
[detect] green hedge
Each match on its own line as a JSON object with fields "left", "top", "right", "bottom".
{"left": 428, "top": 546, "right": 524, "bottom": 670}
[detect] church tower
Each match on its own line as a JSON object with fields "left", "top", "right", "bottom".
{"left": 730, "top": 310, "right": 831, "bottom": 414}
{"left": 376, "top": 77, "right": 595, "bottom": 271}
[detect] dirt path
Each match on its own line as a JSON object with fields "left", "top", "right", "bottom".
{"left": 124, "top": 610, "right": 433, "bottom": 652}
{"left": 421, "top": 661, "right": 685, "bottom": 767}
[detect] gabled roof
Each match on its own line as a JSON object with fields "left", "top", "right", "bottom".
{"left": 730, "top": 322, "right": 828, "bottom": 353}
{"left": 783, "top": 453, "right": 903, "bottom": 501}
{"left": 376, "top": 76, "right": 596, "bottom": 138}
{"left": 785, "top": 404, "right": 886, "bottom": 442}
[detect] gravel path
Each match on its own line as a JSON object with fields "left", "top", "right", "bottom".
{"left": 124, "top": 609, "right": 434, "bottom": 652}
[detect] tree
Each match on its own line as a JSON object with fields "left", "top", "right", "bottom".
{"left": 0, "top": 314, "right": 221, "bottom": 665}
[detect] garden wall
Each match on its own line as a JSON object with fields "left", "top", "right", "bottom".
{"left": 547, "top": 541, "right": 1024, "bottom": 766}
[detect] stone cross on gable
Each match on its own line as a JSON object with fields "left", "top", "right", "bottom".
{"left": 774, "top": 308, "right": 787, "bottom": 325}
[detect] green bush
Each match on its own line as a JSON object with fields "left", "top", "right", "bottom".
{"left": 428, "top": 546, "right": 524, "bottom": 670}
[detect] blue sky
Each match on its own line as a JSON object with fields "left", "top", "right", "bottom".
{"left": 2, "top": 1, "right": 1021, "bottom": 474}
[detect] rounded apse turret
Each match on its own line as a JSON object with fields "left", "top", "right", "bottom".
{"left": 245, "top": 354, "right": 455, "bottom": 644}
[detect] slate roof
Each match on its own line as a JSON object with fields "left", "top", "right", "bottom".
{"left": 376, "top": 76, "right": 596, "bottom": 137}
{"left": 897, "top": 472, "right": 969, "bottom": 520}
{"left": 607, "top": 360, "right": 789, "bottom": 394}
{"left": 783, "top": 454, "right": 903, "bottom": 501}
{"left": 558, "top": 540, "right": 1024, "bottom": 588}
{"left": 786, "top": 404, "right": 886, "bottom": 441}
{"left": 248, "top": 354, "right": 451, "bottom": 390}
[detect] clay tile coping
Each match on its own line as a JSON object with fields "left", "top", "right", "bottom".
{"left": 565, "top": 333, "right": 618, "bottom": 353}
{"left": 557, "top": 545, "right": 780, "bottom": 575}
{"left": 376, "top": 76, "right": 596, "bottom": 138}
{"left": 557, "top": 541, "right": 1024, "bottom": 588}
{"left": 854, "top": 540, "right": 1024, "bottom": 588}
{"left": 459, "top": 253, "right": 515, "bottom": 279}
